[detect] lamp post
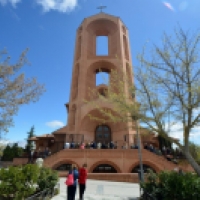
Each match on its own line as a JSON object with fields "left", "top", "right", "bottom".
{"left": 132, "top": 115, "right": 144, "bottom": 182}
{"left": 131, "top": 92, "right": 144, "bottom": 182}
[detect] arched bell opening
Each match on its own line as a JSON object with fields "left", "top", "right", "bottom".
{"left": 85, "top": 60, "right": 117, "bottom": 101}
{"left": 96, "top": 70, "right": 110, "bottom": 86}
{"left": 86, "top": 18, "right": 118, "bottom": 57}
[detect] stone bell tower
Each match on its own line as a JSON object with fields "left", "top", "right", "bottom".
{"left": 66, "top": 12, "right": 136, "bottom": 145}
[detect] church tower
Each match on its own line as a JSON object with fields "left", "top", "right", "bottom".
{"left": 66, "top": 12, "right": 135, "bottom": 145}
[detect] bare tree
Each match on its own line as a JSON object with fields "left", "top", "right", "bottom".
{"left": 87, "top": 28, "right": 200, "bottom": 175}
{"left": 0, "top": 48, "right": 45, "bottom": 135}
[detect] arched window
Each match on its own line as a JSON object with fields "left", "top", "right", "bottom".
{"left": 95, "top": 125, "right": 111, "bottom": 144}
{"left": 93, "top": 164, "right": 117, "bottom": 173}
{"left": 131, "top": 164, "right": 156, "bottom": 173}
{"left": 55, "top": 164, "right": 72, "bottom": 171}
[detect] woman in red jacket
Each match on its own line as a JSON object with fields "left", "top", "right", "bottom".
{"left": 78, "top": 163, "right": 88, "bottom": 200}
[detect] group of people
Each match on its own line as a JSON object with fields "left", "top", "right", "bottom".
{"left": 28, "top": 147, "right": 51, "bottom": 163}
{"left": 65, "top": 141, "right": 145, "bottom": 150}
{"left": 64, "top": 141, "right": 116, "bottom": 149}
{"left": 66, "top": 163, "right": 88, "bottom": 200}
{"left": 144, "top": 143, "right": 162, "bottom": 155}
{"left": 143, "top": 143, "right": 185, "bottom": 164}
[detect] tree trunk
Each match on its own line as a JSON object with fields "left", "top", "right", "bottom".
{"left": 184, "top": 150, "right": 200, "bottom": 176}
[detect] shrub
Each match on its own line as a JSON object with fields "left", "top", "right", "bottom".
{"left": 141, "top": 169, "right": 200, "bottom": 200}
{"left": 0, "top": 165, "right": 59, "bottom": 199}
{"left": 37, "top": 167, "right": 59, "bottom": 191}
{"left": 0, "top": 164, "right": 40, "bottom": 199}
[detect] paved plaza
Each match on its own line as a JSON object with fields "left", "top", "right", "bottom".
{"left": 52, "top": 178, "right": 140, "bottom": 200}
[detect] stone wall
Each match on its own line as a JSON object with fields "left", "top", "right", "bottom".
{"left": 13, "top": 158, "right": 28, "bottom": 166}
{"left": 0, "top": 161, "right": 13, "bottom": 168}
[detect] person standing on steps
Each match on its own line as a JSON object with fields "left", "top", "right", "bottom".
{"left": 78, "top": 163, "right": 88, "bottom": 200}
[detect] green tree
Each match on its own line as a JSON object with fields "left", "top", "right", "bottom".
{"left": 0, "top": 143, "right": 6, "bottom": 157}
{"left": 2, "top": 143, "right": 23, "bottom": 161}
{"left": 0, "top": 49, "right": 45, "bottom": 136}
{"left": 25, "top": 126, "right": 35, "bottom": 153}
{"left": 87, "top": 28, "right": 200, "bottom": 175}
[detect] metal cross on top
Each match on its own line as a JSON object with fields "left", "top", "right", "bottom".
{"left": 97, "top": 5, "right": 107, "bottom": 12}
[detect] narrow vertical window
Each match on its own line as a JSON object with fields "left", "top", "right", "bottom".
{"left": 96, "top": 36, "right": 108, "bottom": 55}
{"left": 76, "top": 36, "right": 81, "bottom": 59}
{"left": 123, "top": 35, "right": 129, "bottom": 60}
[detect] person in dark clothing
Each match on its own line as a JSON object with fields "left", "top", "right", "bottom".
{"left": 101, "top": 142, "right": 106, "bottom": 149}
{"left": 92, "top": 141, "right": 97, "bottom": 149}
{"left": 67, "top": 164, "right": 79, "bottom": 200}
{"left": 70, "top": 142, "right": 75, "bottom": 149}
{"left": 79, "top": 163, "right": 88, "bottom": 200}
{"left": 110, "top": 141, "right": 114, "bottom": 149}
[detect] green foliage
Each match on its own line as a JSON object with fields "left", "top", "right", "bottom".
{"left": 0, "top": 165, "right": 59, "bottom": 199}
{"left": 1, "top": 143, "right": 23, "bottom": 161}
{"left": 0, "top": 144, "right": 6, "bottom": 157}
{"left": 37, "top": 167, "right": 59, "bottom": 191}
{"left": 141, "top": 170, "right": 200, "bottom": 200}
{"left": 0, "top": 164, "right": 40, "bottom": 199}
{"left": 25, "top": 126, "right": 35, "bottom": 153}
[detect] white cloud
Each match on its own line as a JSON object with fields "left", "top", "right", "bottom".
{"left": 0, "top": 0, "right": 21, "bottom": 7}
{"left": 0, "top": 139, "right": 26, "bottom": 148}
{"left": 35, "top": 0, "right": 78, "bottom": 12}
{"left": 45, "top": 120, "right": 64, "bottom": 128}
{"left": 193, "top": 107, "right": 200, "bottom": 115}
{"left": 163, "top": 2, "right": 175, "bottom": 12}
{"left": 0, "top": 139, "right": 10, "bottom": 145}
{"left": 169, "top": 122, "right": 200, "bottom": 144}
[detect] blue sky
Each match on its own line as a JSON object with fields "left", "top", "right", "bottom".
{"left": 0, "top": 0, "right": 200, "bottom": 146}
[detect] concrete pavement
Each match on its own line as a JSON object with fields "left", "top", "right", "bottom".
{"left": 52, "top": 178, "right": 140, "bottom": 200}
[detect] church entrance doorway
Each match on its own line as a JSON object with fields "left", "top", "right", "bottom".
{"left": 95, "top": 125, "right": 111, "bottom": 144}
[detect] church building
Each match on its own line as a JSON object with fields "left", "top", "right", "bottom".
{"left": 13, "top": 11, "right": 192, "bottom": 181}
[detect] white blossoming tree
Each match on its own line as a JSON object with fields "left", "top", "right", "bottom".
{"left": 0, "top": 49, "right": 45, "bottom": 135}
